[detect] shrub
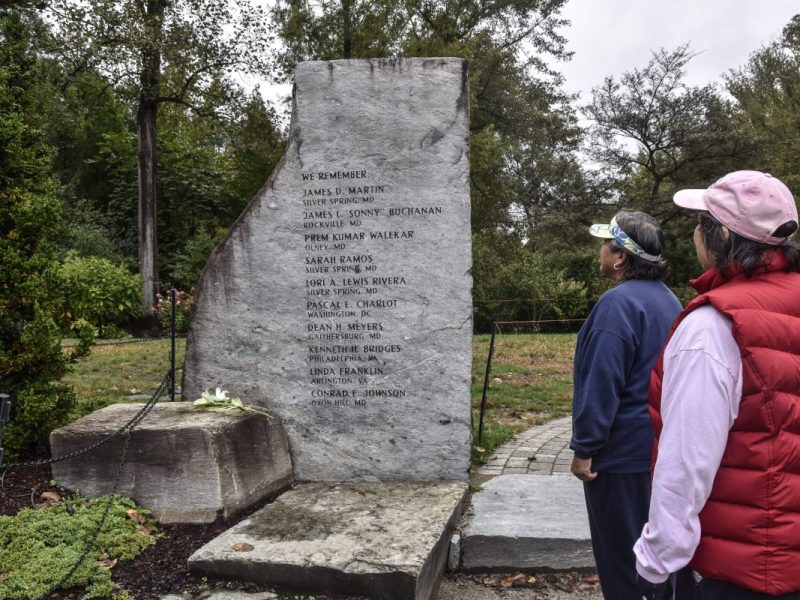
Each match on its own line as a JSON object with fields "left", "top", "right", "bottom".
{"left": 0, "top": 495, "right": 157, "bottom": 599}
{"left": 152, "top": 288, "right": 195, "bottom": 334}
{"left": 475, "top": 248, "right": 590, "bottom": 332}
{"left": 166, "top": 227, "right": 226, "bottom": 290}
{"left": 0, "top": 11, "right": 92, "bottom": 459}
{"left": 58, "top": 254, "right": 142, "bottom": 338}
{"left": 59, "top": 221, "right": 124, "bottom": 263}
{"left": 0, "top": 305, "right": 93, "bottom": 458}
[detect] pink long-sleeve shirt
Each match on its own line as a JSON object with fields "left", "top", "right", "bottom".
{"left": 633, "top": 305, "right": 743, "bottom": 583}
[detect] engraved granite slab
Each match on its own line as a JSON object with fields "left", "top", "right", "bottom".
{"left": 183, "top": 58, "right": 472, "bottom": 482}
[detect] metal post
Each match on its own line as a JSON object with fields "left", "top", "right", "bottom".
{"left": 478, "top": 319, "right": 498, "bottom": 443}
{"left": 170, "top": 289, "right": 176, "bottom": 402}
{"left": 0, "top": 394, "right": 11, "bottom": 466}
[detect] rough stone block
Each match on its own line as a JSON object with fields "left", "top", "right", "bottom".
{"left": 188, "top": 481, "right": 468, "bottom": 600}
{"left": 50, "top": 403, "right": 293, "bottom": 523}
{"left": 461, "top": 474, "right": 594, "bottom": 571}
{"left": 447, "top": 533, "right": 461, "bottom": 571}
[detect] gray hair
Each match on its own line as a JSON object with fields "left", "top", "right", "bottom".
{"left": 609, "top": 210, "right": 668, "bottom": 280}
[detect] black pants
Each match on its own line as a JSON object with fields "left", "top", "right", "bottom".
{"left": 583, "top": 471, "right": 651, "bottom": 600}
{"left": 675, "top": 568, "right": 800, "bottom": 599}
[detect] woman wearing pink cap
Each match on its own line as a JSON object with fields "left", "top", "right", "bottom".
{"left": 634, "top": 171, "right": 800, "bottom": 599}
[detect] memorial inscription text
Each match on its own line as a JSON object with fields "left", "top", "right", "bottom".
{"left": 300, "top": 168, "right": 443, "bottom": 409}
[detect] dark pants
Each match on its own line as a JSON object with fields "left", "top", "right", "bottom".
{"left": 676, "top": 568, "right": 800, "bottom": 599}
{"left": 583, "top": 471, "right": 651, "bottom": 600}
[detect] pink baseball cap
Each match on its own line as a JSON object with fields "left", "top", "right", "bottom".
{"left": 673, "top": 170, "right": 798, "bottom": 245}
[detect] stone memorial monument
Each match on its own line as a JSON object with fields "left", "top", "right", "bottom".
{"left": 186, "top": 57, "right": 472, "bottom": 600}
{"left": 182, "top": 57, "right": 473, "bottom": 483}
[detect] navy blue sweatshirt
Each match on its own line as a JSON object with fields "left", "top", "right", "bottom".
{"left": 571, "top": 279, "right": 682, "bottom": 472}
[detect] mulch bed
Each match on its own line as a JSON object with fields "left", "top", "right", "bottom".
{"left": 0, "top": 464, "right": 366, "bottom": 599}
{"left": 2, "top": 466, "right": 597, "bottom": 599}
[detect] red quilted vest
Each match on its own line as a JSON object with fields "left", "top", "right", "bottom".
{"left": 650, "top": 252, "right": 800, "bottom": 595}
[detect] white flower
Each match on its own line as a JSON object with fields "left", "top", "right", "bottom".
{"left": 192, "top": 387, "right": 271, "bottom": 419}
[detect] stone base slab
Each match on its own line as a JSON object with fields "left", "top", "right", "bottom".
{"left": 50, "top": 403, "right": 293, "bottom": 523}
{"left": 460, "top": 474, "right": 594, "bottom": 571}
{"left": 188, "top": 481, "right": 468, "bottom": 600}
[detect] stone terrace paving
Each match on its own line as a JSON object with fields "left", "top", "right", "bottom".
{"left": 458, "top": 416, "right": 594, "bottom": 575}
{"left": 474, "top": 416, "right": 573, "bottom": 483}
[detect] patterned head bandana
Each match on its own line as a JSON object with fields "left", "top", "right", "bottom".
{"left": 589, "top": 216, "right": 663, "bottom": 263}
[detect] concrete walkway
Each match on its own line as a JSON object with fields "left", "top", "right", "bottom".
{"left": 474, "top": 416, "right": 573, "bottom": 483}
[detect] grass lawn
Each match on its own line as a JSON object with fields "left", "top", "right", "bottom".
{"left": 472, "top": 333, "right": 575, "bottom": 464}
{"left": 61, "top": 333, "right": 576, "bottom": 466}
{"left": 63, "top": 338, "right": 186, "bottom": 418}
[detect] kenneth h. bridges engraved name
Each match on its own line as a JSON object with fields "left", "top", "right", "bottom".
{"left": 307, "top": 344, "right": 401, "bottom": 354}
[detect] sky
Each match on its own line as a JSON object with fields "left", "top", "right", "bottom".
{"left": 558, "top": 0, "right": 799, "bottom": 102}
{"left": 255, "top": 0, "right": 799, "bottom": 119}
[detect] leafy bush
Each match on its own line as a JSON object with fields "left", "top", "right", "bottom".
{"left": 1, "top": 305, "right": 94, "bottom": 458}
{"left": 152, "top": 288, "right": 195, "bottom": 334}
{"left": 0, "top": 11, "right": 93, "bottom": 458}
{"left": 59, "top": 220, "right": 125, "bottom": 264}
{"left": 0, "top": 495, "right": 157, "bottom": 599}
{"left": 166, "top": 227, "right": 226, "bottom": 290}
{"left": 474, "top": 244, "right": 590, "bottom": 332}
{"left": 58, "top": 254, "right": 142, "bottom": 338}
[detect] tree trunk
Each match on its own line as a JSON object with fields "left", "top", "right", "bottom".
{"left": 137, "top": 97, "right": 159, "bottom": 308}
{"left": 136, "top": 0, "right": 165, "bottom": 309}
{"left": 342, "top": 0, "right": 352, "bottom": 59}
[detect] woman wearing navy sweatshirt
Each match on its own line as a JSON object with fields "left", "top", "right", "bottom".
{"left": 570, "top": 211, "right": 681, "bottom": 600}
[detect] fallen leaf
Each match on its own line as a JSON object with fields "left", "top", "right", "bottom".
{"left": 473, "top": 446, "right": 486, "bottom": 453}
{"left": 499, "top": 573, "right": 532, "bottom": 588}
{"left": 98, "top": 554, "right": 118, "bottom": 570}
{"left": 232, "top": 543, "right": 254, "bottom": 552}
{"left": 554, "top": 581, "right": 573, "bottom": 592}
{"left": 126, "top": 509, "right": 147, "bottom": 525}
{"left": 136, "top": 525, "right": 156, "bottom": 536}
{"left": 40, "top": 491, "right": 61, "bottom": 504}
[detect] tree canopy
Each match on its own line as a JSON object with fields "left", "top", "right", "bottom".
{"left": 46, "top": 0, "right": 275, "bottom": 307}
{"left": 2, "top": 3, "right": 799, "bottom": 338}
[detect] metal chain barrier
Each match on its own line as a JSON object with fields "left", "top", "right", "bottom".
{"left": 0, "top": 295, "right": 186, "bottom": 597}
{"left": 0, "top": 371, "right": 171, "bottom": 599}
{"left": 0, "top": 371, "right": 169, "bottom": 476}
{"left": 37, "top": 422, "right": 136, "bottom": 600}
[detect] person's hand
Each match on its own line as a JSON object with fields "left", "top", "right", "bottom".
{"left": 635, "top": 573, "right": 670, "bottom": 600}
{"left": 570, "top": 455, "right": 597, "bottom": 481}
